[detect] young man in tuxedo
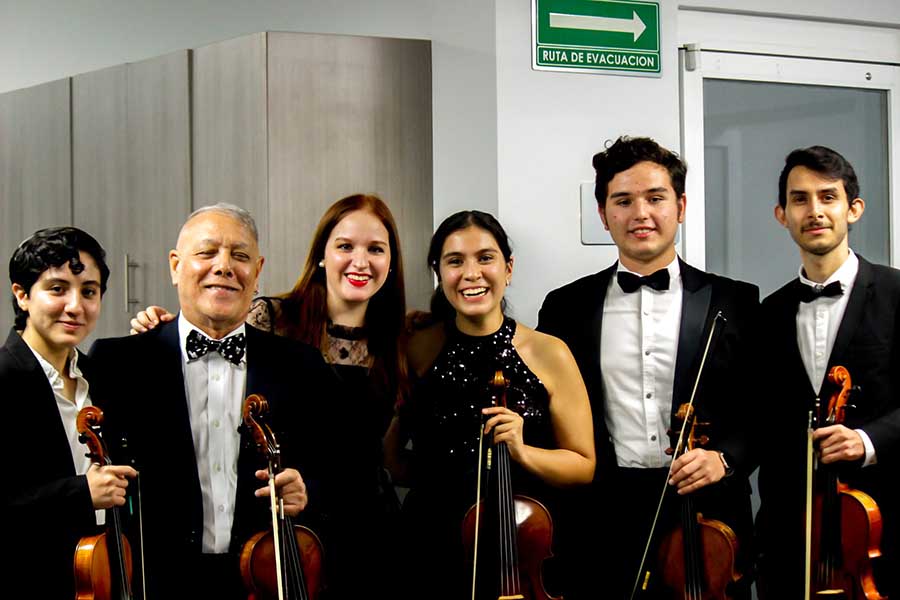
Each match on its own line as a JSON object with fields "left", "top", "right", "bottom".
{"left": 90, "top": 204, "right": 332, "bottom": 599}
{"left": 1, "top": 227, "right": 137, "bottom": 599}
{"left": 756, "top": 145, "right": 898, "bottom": 598}
{"left": 538, "top": 136, "right": 758, "bottom": 598}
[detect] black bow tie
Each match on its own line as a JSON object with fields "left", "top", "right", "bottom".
{"left": 617, "top": 269, "right": 670, "bottom": 293}
{"left": 799, "top": 280, "right": 843, "bottom": 303}
{"left": 186, "top": 329, "right": 246, "bottom": 365}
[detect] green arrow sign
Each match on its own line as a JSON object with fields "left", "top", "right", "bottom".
{"left": 533, "top": 0, "right": 661, "bottom": 75}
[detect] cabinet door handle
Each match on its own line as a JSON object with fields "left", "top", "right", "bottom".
{"left": 124, "top": 254, "right": 140, "bottom": 312}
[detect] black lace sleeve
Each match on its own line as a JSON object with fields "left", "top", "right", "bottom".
{"left": 247, "top": 296, "right": 279, "bottom": 333}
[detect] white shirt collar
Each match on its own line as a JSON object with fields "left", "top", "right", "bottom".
{"left": 798, "top": 249, "right": 858, "bottom": 292}
{"left": 616, "top": 255, "right": 681, "bottom": 279}
{"left": 26, "top": 341, "right": 81, "bottom": 389}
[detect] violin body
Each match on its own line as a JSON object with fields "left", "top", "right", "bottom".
{"left": 807, "top": 482, "right": 886, "bottom": 599}
{"left": 73, "top": 533, "right": 134, "bottom": 600}
{"left": 462, "top": 495, "right": 561, "bottom": 600}
{"left": 240, "top": 524, "right": 325, "bottom": 600}
{"left": 805, "top": 366, "right": 887, "bottom": 600}
{"left": 240, "top": 394, "right": 324, "bottom": 600}
{"left": 74, "top": 406, "right": 138, "bottom": 600}
{"left": 655, "top": 511, "right": 740, "bottom": 599}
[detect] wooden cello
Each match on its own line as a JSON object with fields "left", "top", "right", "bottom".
{"left": 73, "top": 406, "right": 145, "bottom": 600}
{"left": 804, "top": 366, "right": 886, "bottom": 600}
{"left": 461, "top": 370, "right": 561, "bottom": 600}
{"left": 239, "top": 393, "right": 324, "bottom": 600}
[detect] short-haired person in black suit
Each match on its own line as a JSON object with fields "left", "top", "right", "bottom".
{"left": 537, "top": 137, "right": 759, "bottom": 599}
{"left": 90, "top": 204, "right": 333, "bottom": 599}
{"left": 1, "top": 227, "right": 137, "bottom": 599}
{"left": 756, "top": 146, "right": 898, "bottom": 598}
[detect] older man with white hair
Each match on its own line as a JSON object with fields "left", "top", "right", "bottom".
{"left": 91, "top": 204, "right": 332, "bottom": 599}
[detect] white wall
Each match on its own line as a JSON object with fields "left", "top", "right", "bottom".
{"left": 2, "top": 0, "right": 899, "bottom": 324}
{"left": 496, "top": 0, "right": 681, "bottom": 325}
{"left": 0, "top": 0, "right": 499, "bottom": 229}
{"left": 496, "top": 0, "right": 900, "bottom": 326}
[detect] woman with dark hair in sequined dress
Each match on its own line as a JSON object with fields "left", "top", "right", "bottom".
{"left": 385, "top": 210, "right": 595, "bottom": 600}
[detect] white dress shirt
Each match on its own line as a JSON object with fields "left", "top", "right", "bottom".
{"left": 178, "top": 314, "right": 248, "bottom": 553}
{"left": 795, "top": 250, "right": 876, "bottom": 466}
{"left": 28, "top": 343, "right": 104, "bottom": 525}
{"left": 600, "top": 257, "right": 682, "bottom": 468}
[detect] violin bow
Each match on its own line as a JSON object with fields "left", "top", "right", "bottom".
{"left": 629, "top": 311, "right": 727, "bottom": 600}
{"left": 470, "top": 369, "right": 507, "bottom": 600}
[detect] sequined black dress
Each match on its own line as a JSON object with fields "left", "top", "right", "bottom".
{"left": 399, "top": 317, "right": 555, "bottom": 599}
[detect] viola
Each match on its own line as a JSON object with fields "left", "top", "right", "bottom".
{"left": 461, "top": 370, "right": 561, "bottom": 600}
{"left": 239, "top": 393, "right": 324, "bottom": 600}
{"left": 73, "top": 406, "right": 143, "bottom": 600}
{"left": 653, "top": 402, "right": 742, "bottom": 600}
{"left": 804, "top": 366, "right": 886, "bottom": 600}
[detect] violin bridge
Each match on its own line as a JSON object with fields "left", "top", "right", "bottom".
{"left": 486, "top": 448, "right": 493, "bottom": 470}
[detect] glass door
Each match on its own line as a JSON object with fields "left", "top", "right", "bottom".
{"left": 680, "top": 50, "right": 900, "bottom": 296}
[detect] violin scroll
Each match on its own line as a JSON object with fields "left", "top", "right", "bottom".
{"left": 825, "top": 365, "right": 852, "bottom": 426}
{"left": 77, "top": 406, "right": 108, "bottom": 465}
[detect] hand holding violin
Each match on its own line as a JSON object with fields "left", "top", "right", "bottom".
{"left": 813, "top": 424, "right": 865, "bottom": 463}
{"left": 254, "top": 468, "right": 308, "bottom": 516}
{"left": 86, "top": 463, "right": 138, "bottom": 509}
{"left": 483, "top": 405, "right": 526, "bottom": 462}
{"left": 668, "top": 447, "right": 726, "bottom": 495}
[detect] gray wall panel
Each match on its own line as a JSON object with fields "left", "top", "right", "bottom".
{"left": 0, "top": 79, "right": 72, "bottom": 333}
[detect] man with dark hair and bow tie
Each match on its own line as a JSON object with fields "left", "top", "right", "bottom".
{"left": 537, "top": 136, "right": 758, "bottom": 599}
{"left": 756, "top": 146, "right": 898, "bottom": 597}
{"left": 89, "top": 204, "right": 331, "bottom": 599}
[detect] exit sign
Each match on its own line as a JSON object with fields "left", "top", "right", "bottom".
{"left": 533, "top": 0, "right": 661, "bottom": 76}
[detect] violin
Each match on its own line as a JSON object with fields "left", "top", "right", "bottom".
{"left": 461, "top": 370, "right": 561, "bottom": 600}
{"left": 653, "top": 402, "right": 742, "bottom": 599}
{"left": 629, "top": 311, "right": 742, "bottom": 600}
{"left": 73, "top": 406, "right": 143, "bottom": 600}
{"left": 804, "top": 366, "right": 886, "bottom": 600}
{"left": 239, "top": 393, "right": 324, "bottom": 600}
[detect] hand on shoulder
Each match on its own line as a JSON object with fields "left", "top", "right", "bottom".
{"left": 129, "top": 305, "right": 174, "bottom": 334}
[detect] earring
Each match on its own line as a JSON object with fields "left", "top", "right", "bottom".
{"left": 318, "top": 259, "right": 325, "bottom": 268}
{"left": 506, "top": 278, "right": 511, "bottom": 286}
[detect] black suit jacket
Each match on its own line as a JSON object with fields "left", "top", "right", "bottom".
{"left": 89, "top": 319, "right": 333, "bottom": 599}
{"left": 0, "top": 328, "right": 99, "bottom": 599}
{"left": 538, "top": 259, "right": 760, "bottom": 523}
{"left": 757, "top": 255, "right": 900, "bottom": 593}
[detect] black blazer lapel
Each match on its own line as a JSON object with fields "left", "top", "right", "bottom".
{"left": 156, "top": 320, "right": 200, "bottom": 472}
{"left": 778, "top": 279, "right": 818, "bottom": 399}
{"left": 672, "top": 260, "right": 713, "bottom": 408}
{"left": 244, "top": 325, "right": 268, "bottom": 397}
{"left": 5, "top": 328, "right": 76, "bottom": 473}
{"left": 826, "top": 256, "right": 872, "bottom": 392}
{"left": 586, "top": 264, "right": 616, "bottom": 380}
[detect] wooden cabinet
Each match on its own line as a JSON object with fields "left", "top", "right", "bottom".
{"left": 193, "top": 32, "right": 433, "bottom": 309}
{"left": 0, "top": 31, "right": 433, "bottom": 343}
{"left": 0, "top": 79, "right": 72, "bottom": 334}
{"left": 72, "top": 51, "right": 191, "bottom": 344}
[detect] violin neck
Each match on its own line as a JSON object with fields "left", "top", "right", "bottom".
{"left": 678, "top": 494, "right": 706, "bottom": 596}
{"left": 487, "top": 441, "right": 521, "bottom": 598}
{"left": 278, "top": 513, "right": 310, "bottom": 600}
{"left": 107, "top": 505, "right": 133, "bottom": 600}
